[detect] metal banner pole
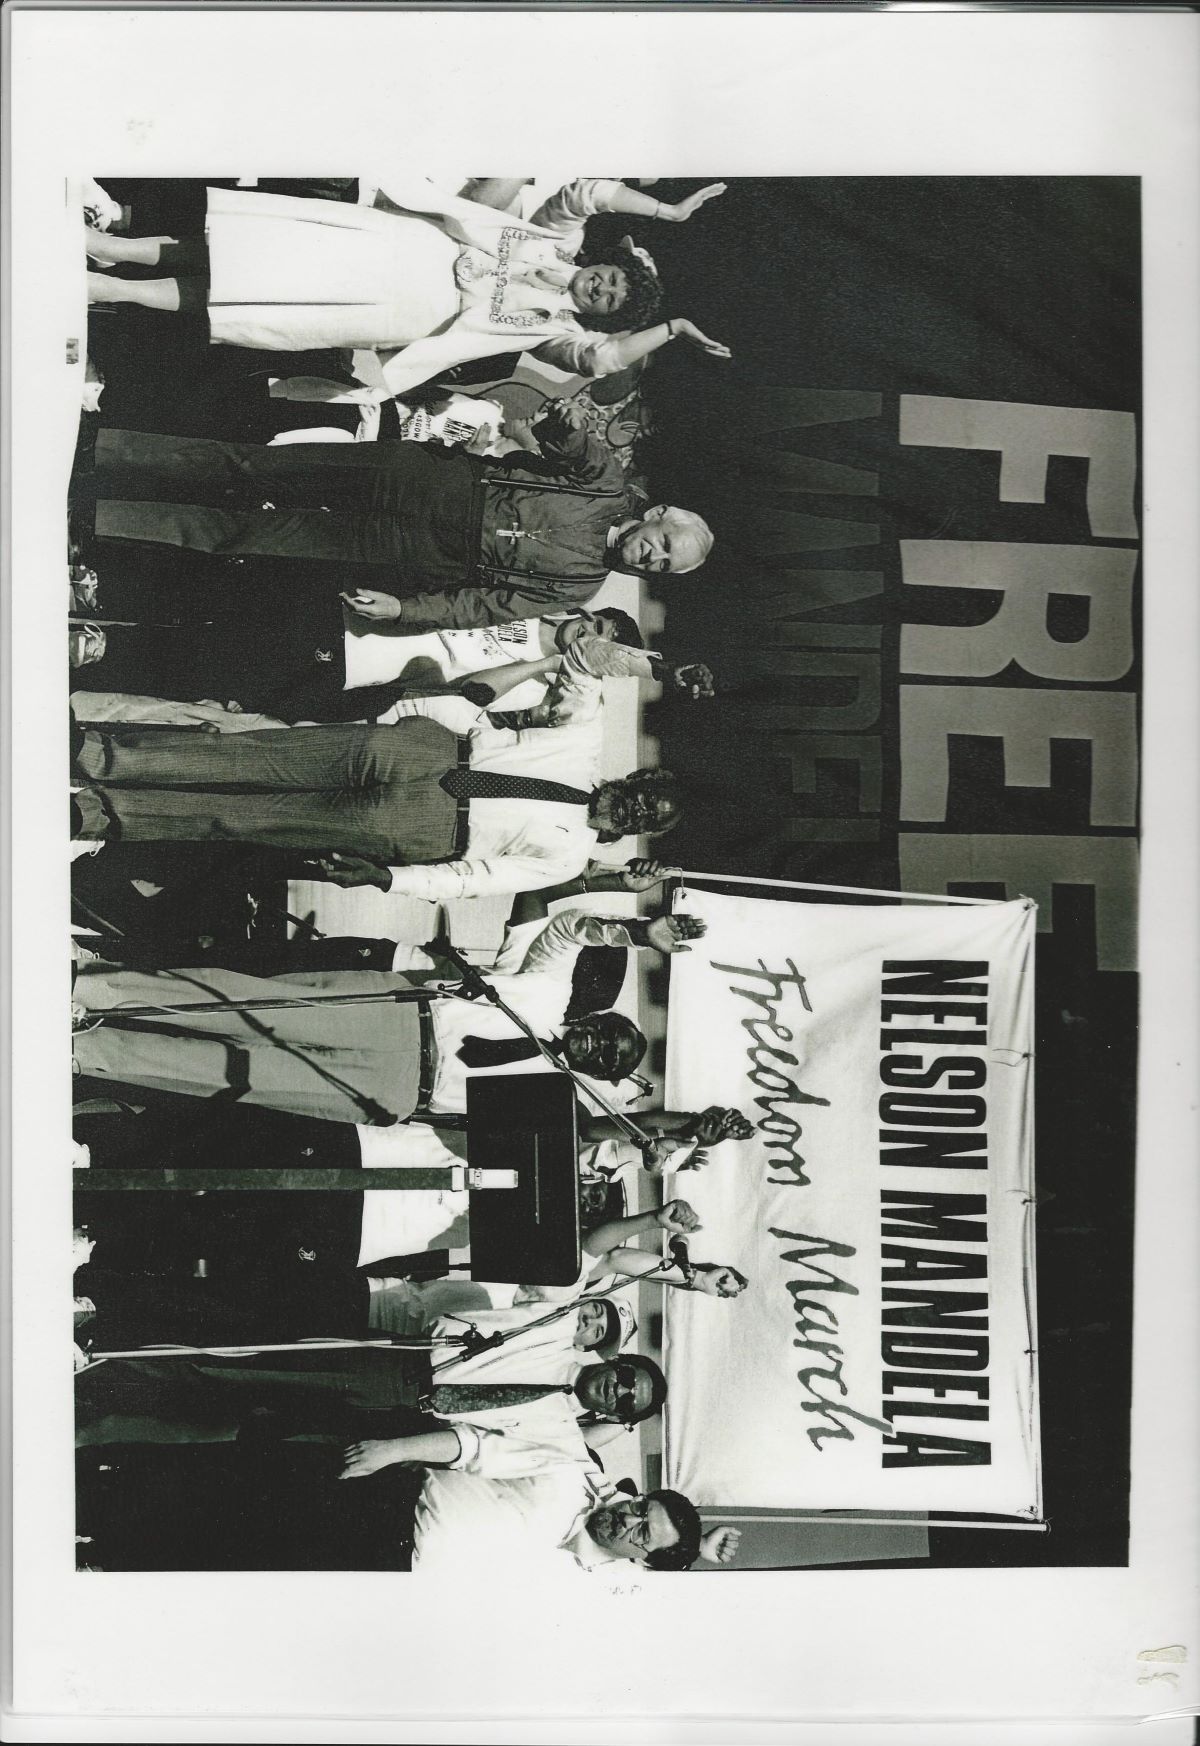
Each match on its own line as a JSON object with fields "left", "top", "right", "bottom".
{"left": 675, "top": 870, "right": 1000, "bottom": 906}
{"left": 698, "top": 1510, "right": 1048, "bottom": 1531}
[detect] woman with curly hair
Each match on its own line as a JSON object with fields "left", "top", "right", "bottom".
{"left": 84, "top": 176, "right": 731, "bottom": 401}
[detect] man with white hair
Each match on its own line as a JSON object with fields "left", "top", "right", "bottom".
{"left": 75, "top": 401, "right": 714, "bottom": 628}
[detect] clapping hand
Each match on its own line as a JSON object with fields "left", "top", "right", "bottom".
{"left": 693, "top": 1106, "right": 754, "bottom": 1145}
{"left": 340, "top": 588, "right": 403, "bottom": 622}
{"left": 699, "top": 1525, "right": 742, "bottom": 1565}
{"left": 657, "top": 1198, "right": 702, "bottom": 1237}
{"left": 535, "top": 400, "right": 587, "bottom": 443}
{"left": 616, "top": 857, "right": 681, "bottom": 893}
{"left": 645, "top": 913, "right": 707, "bottom": 954}
{"left": 659, "top": 183, "right": 727, "bottom": 223}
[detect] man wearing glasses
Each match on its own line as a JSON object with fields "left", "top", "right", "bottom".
{"left": 75, "top": 1296, "right": 646, "bottom": 1453}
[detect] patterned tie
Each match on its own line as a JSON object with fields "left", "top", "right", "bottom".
{"left": 440, "top": 767, "right": 592, "bottom": 806}
{"left": 427, "top": 1381, "right": 574, "bottom": 1415}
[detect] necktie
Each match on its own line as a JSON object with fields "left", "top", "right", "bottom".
{"left": 440, "top": 767, "right": 592, "bottom": 806}
{"left": 428, "top": 1381, "right": 573, "bottom": 1415}
{"left": 456, "top": 1034, "right": 547, "bottom": 1070}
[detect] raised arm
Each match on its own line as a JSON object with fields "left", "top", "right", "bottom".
{"left": 532, "top": 179, "right": 727, "bottom": 229}
{"left": 457, "top": 177, "right": 531, "bottom": 213}
{"left": 596, "top": 181, "right": 727, "bottom": 224}
{"left": 508, "top": 855, "right": 679, "bottom": 931}
{"left": 536, "top": 318, "right": 731, "bottom": 379}
{"left": 585, "top": 1197, "right": 701, "bottom": 1260}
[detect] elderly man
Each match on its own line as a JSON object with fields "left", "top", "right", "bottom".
{"left": 74, "top": 402, "right": 714, "bottom": 626}
{"left": 71, "top": 640, "right": 684, "bottom": 897}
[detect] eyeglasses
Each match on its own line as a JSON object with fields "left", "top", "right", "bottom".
{"left": 618, "top": 1496, "right": 655, "bottom": 1549}
{"left": 611, "top": 1361, "right": 642, "bottom": 1421}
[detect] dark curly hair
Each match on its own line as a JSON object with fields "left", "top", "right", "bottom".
{"left": 574, "top": 241, "right": 665, "bottom": 333}
{"left": 592, "top": 607, "right": 644, "bottom": 650}
{"left": 643, "top": 1488, "right": 703, "bottom": 1571}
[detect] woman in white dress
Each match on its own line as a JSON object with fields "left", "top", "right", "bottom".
{"left": 84, "top": 177, "right": 731, "bottom": 400}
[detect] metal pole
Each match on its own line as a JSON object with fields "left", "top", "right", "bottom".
{"left": 81, "top": 985, "right": 442, "bottom": 1022}
{"left": 698, "top": 1511, "right": 1048, "bottom": 1531}
{"left": 73, "top": 1167, "right": 459, "bottom": 1192}
{"left": 675, "top": 871, "right": 1000, "bottom": 906}
{"left": 83, "top": 1335, "right": 462, "bottom": 1361}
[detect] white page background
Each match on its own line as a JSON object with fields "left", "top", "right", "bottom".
{"left": 5, "top": 6, "right": 1198, "bottom": 1735}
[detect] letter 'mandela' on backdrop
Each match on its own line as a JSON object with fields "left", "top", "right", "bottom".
{"left": 879, "top": 960, "right": 991, "bottom": 1471}
{"left": 664, "top": 890, "right": 1039, "bottom": 1515}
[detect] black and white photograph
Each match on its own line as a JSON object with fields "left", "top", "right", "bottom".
{"left": 6, "top": 4, "right": 1199, "bottom": 1735}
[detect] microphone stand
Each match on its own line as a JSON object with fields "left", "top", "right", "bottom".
{"left": 78, "top": 946, "right": 666, "bottom": 1366}
{"left": 429, "top": 937, "right": 658, "bottom": 1152}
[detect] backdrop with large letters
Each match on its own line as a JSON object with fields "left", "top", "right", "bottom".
{"left": 623, "top": 179, "right": 1138, "bottom": 1562}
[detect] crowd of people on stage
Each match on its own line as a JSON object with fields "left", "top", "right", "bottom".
{"left": 70, "top": 175, "right": 748, "bottom": 1575}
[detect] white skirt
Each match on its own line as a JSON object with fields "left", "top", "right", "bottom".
{"left": 205, "top": 185, "right": 461, "bottom": 350}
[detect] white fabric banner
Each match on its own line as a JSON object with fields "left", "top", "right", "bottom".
{"left": 663, "top": 888, "right": 1040, "bottom": 1515}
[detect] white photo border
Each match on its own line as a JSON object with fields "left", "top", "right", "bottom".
{"left": 5, "top": 3, "right": 1198, "bottom": 1733}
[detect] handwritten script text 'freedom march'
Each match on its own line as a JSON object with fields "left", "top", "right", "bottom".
{"left": 717, "top": 954, "right": 993, "bottom": 1466}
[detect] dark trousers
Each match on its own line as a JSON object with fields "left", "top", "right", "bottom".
{"left": 91, "top": 429, "right": 478, "bottom": 574}
{"left": 77, "top": 1263, "right": 371, "bottom": 1348}
{"left": 76, "top": 1349, "right": 433, "bottom": 1447}
{"left": 73, "top": 716, "right": 460, "bottom": 857}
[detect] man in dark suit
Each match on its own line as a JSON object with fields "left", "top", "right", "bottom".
{"left": 76, "top": 403, "right": 714, "bottom": 630}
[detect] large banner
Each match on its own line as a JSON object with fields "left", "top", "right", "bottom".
{"left": 663, "top": 887, "right": 1040, "bottom": 1516}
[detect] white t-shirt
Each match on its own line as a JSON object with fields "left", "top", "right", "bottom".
{"left": 342, "top": 613, "right": 563, "bottom": 695}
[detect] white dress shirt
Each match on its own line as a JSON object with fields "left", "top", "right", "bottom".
{"left": 354, "top": 908, "right": 639, "bottom": 1264}
{"left": 411, "top": 1456, "right": 628, "bottom": 1575}
{"left": 383, "top": 674, "right": 606, "bottom": 900}
{"left": 421, "top": 1304, "right": 597, "bottom": 1479}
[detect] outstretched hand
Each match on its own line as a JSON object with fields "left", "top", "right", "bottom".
{"left": 645, "top": 913, "right": 707, "bottom": 954}
{"left": 660, "top": 182, "right": 727, "bottom": 223}
{"left": 305, "top": 852, "right": 391, "bottom": 890}
{"left": 340, "top": 1440, "right": 398, "bottom": 1480}
{"left": 670, "top": 319, "right": 733, "bottom": 360}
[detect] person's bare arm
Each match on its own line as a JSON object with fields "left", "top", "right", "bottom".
{"left": 340, "top": 1429, "right": 461, "bottom": 1478}
{"left": 597, "top": 181, "right": 727, "bottom": 223}
{"left": 508, "top": 856, "right": 679, "bottom": 931}
{"left": 594, "top": 319, "right": 731, "bottom": 375}
{"left": 586, "top": 1198, "right": 700, "bottom": 1258}
{"left": 459, "top": 177, "right": 530, "bottom": 212}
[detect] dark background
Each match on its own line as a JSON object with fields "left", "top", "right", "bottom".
{"left": 631, "top": 178, "right": 1140, "bottom": 1567}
